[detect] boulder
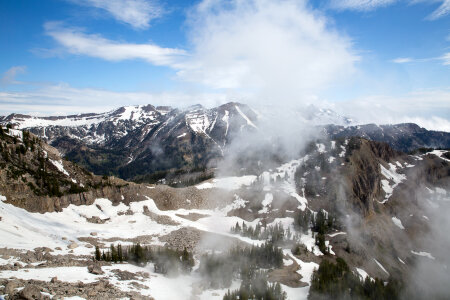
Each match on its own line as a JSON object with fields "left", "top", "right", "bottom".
{"left": 5, "top": 280, "right": 20, "bottom": 295}
{"left": 67, "top": 242, "right": 78, "bottom": 249}
{"left": 88, "top": 263, "right": 104, "bottom": 275}
{"left": 19, "top": 284, "right": 42, "bottom": 300}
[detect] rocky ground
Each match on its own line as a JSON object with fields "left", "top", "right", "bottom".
{"left": 0, "top": 135, "right": 448, "bottom": 299}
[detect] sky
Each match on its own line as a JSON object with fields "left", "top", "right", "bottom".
{"left": 0, "top": 0, "right": 449, "bottom": 130}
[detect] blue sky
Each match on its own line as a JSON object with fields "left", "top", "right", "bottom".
{"left": 1, "top": 0, "right": 449, "bottom": 130}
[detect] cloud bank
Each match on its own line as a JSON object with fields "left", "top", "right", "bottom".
{"left": 179, "top": 0, "right": 358, "bottom": 100}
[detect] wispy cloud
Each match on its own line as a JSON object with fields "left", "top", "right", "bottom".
{"left": 390, "top": 54, "right": 450, "bottom": 65}
{"left": 442, "top": 52, "right": 450, "bottom": 64}
{"left": 391, "top": 57, "right": 414, "bottom": 63}
{"left": 328, "top": 0, "right": 398, "bottom": 11}
{"left": 330, "top": 0, "right": 450, "bottom": 19}
{"left": 0, "top": 66, "right": 27, "bottom": 87}
{"left": 44, "top": 22, "right": 186, "bottom": 67}
{"left": 427, "top": 0, "right": 450, "bottom": 19}
{"left": 70, "top": 0, "right": 163, "bottom": 29}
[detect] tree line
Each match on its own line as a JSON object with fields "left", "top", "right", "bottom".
{"left": 231, "top": 221, "right": 297, "bottom": 245}
{"left": 309, "top": 257, "right": 400, "bottom": 300}
{"left": 199, "top": 242, "right": 284, "bottom": 290}
{"left": 94, "top": 243, "right": 194, "bottom": 275}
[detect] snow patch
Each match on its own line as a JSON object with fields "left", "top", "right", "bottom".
{"left": 411, "top": 250, "right": 435, "bottom": 260}
{"left": 355, "top": 268, "right": 372, "bottom": 281}
{"left": 373, "top": 258, "right": 389, "bottom": 275}
{"left": 235, "top": 105, "right": 257, "bottom": 129}
{"left": 392, "top": 217, "right": 405, "bottom": 230}
{"left": 196, "top": 176, "right": 257, "bottom": 190}
{"left": 429, "top": 150, "right": 450, "bottom": 162}
{"left": 49, "top": 159, "right": 70, "bottom": 177}
{"left": 379, "top": 163, "right": 406, "bottom": 203}
{"left": 258, "top": 193, "right": 273, "bottom": 214}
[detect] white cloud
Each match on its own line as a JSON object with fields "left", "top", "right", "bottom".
{"left": 390, "top": 53, "right": 450, "bottom": 66}
{"left": 391, "top": 57, "right": 413, "bottom": 63}
{"left": 329, "top": 0, "right": 398, "bottom": 11}
{"left": 44, "top": 22, "right": 186, "bottom": 67}
{"left": 427, "top": 0, "right": 450, "bottom": 19}
{"left": 0, "top": 66, "right": 27, "bottom": 86}
{"left": 331, "top": 0, "right": 450, "bottom": 19}
{"left": 442, "top": 52, "right": 450, "bottom": 65}
{"left": 45, "top": 1, "right": 358, "bottom": 104}
{"left": 178, "top": 0, "right": 358, "bottom": 101}
{"left": 71, "top": 0, "right": 163, "bottom": 29}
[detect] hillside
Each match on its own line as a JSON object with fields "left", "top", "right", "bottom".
{"left": 0, "top": 130, "right": 449, "bottom": 299}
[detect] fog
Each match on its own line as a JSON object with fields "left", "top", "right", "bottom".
{"left": 402, "top": 187, "right": 450, "bottom": 299}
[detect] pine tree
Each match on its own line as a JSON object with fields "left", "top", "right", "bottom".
{"left": 118, "top": 244, "right": 123, "bottom": 262}
{"left": 181, "top": 247, "right": 194, "bottom": 272}
{"left": 95, "top": 246, "right": 101, "bottom": 261}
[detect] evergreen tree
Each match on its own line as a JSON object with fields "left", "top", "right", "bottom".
{"left": 95, "top": 246, "right": 101, "bottom": 261}
{"left": 118, "top": 244, "right": 123, "bottom": 262}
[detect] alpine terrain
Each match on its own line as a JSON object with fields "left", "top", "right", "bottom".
{"left": 0, "top": 103, "right": 449, "bottom": 299}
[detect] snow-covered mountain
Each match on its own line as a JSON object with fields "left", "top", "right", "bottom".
{"left": 2, "top": 102, "right": 257, "bottom": 147}
{"left": 1, "top": 102, "right": 259, "bottom": 181}
{"left": 1, "top": 102, "right": 449, "bottom": 182}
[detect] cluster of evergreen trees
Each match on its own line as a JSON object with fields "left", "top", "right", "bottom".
{"left": 230, "top": 211, "right": 337, "bottom": 255}
{"left": 294, "top": 209, "right": 336, "bottom": 254}
{"left": 309, "top": 258, "right": 400, "bottom": 300}
{"left": 223, "top": 270, "right": 286, "bottom": 300}
{"left": 94, "top": 243, "right": 194, "bottom": 275}
{"left": 230, "top": 222, "right": 296, "bottom": 245}
{"left": 199, "top": 242, "right": 284, "bottom": 290}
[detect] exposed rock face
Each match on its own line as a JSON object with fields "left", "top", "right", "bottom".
{"left": 160, "top": 227, "right": 202, "bottom": 251}
{"left": 346, "top": 140, "right": 389, "bottom": 216}
{"left": 111, "top": 269, "right": 138, "bottom": 281}
{"left": 1, "top": 278, "right": 153, "bottom": 300}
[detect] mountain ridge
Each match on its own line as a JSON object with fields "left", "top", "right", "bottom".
{"left": 1, "top": 102, "right": 449, "bottom": 183}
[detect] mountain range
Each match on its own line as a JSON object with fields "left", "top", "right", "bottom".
{"left": 1, "top": 102, "right": 448, "bottom": 184}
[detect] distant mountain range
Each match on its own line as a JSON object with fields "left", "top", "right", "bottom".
{"left": 1, "top": 102, "right": 449, "bottom": 182}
